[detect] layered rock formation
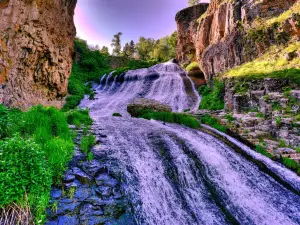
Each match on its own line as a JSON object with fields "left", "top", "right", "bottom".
{"left": 176, "top": 0, "right": 298, "bottom": 82}
{"left": 0, "top": 0, "right": 77, "bottom": 109}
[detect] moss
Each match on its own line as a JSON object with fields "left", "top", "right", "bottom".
{"left": 186, "top": 61, "right": 200, "bottom": 72}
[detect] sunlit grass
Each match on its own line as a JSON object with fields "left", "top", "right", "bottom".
{"left": 222, "top": 42, "right": 300, "bottom": 83}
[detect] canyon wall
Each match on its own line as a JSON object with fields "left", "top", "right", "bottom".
{"left": 0, "top": 0, "right": 77, "bottom": 109}
{"left": 176, "top": 0, "right": 298, "bottom": 82}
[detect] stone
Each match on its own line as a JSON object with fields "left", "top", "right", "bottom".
{"left": 73, "top": 187, "right": 92, "bottom": 201}
{"left": 95, "top": 173, "right": 118, "bottom": 187}
{"left": 96, "top": 186, "right": 113, "bottom": 197}
{"left": 73, "top": 167, "right": 91, "bottom": 184}
{"left": 0, "top": 0, "right": 77, "bottom": 109}
{"left": 64, "top": 170, "right": 75, "bottom": 183}
{"left": 274, "top": 148, "right": 296, "bottom": 155}
{"left": 50, "top": 188, "right": 62, "bottom": 199}
{"left": 79, "top": 204, "right": 104, "bottom": 216}
{"left": 127, "top": 98, "right": 172, "bottom": 117}
{"left": 58, "top": 215, "right": 79, "bottom": 225}
{"left": 56, "top": 201, "right": 80, "bottom": 216}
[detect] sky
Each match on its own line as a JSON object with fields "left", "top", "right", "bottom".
{"left": 74, "top": 0, "right": 209, "bottom": 51}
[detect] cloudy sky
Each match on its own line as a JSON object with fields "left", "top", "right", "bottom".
{"left": 74, "top": 0, "right": 197, "bottom": 50}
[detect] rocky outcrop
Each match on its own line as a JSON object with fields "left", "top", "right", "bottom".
{"left": 210, "top": 78, "right": 299, "bottom": 161}
{"left": 175, "top": 4, "right": 209, "bottom": 63}
{"left": 176, "top": 0, "right": 299, "bottom": 82}
{"left": 127, "top": 98, "right": 172, "bottom": 117}
{"left": 0, "top": 0, "right": 77, "bottom": 109}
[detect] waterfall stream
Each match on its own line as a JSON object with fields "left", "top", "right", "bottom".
{"left": 61, "top": 62, "right": 299, "bottom": 225}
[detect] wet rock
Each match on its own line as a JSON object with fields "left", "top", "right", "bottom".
{"left": 51, "top": 188, "right": 62, "bottom": 199}
{"left": 127, "top": 98, "right": 172, "bottom": 117}
{"left": 64, "top": 170, "right": 75, "bottom": 183}
{"left": 58, "top": 215, "right": 79, "bottom": 225}
{"left": 56, "top": 201, "right": 80, "bottom": 215}
{"left": 79, "top": 204, "right": 104, "bottom": 216}
{"left": 73, "top": 167, "right": 91, "bottom": 184}
{"left": 73, "top": 187, "right": 92, "bottom": 201}
{"left": 95, "top": 173, "right": 118, "bottom": 187}
{"left": 96, "top": 186, "right": 113, "bottom": 197}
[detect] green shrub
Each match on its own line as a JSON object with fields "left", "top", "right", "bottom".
{"left": 198, "top": 81, "right": 225, "bottom": 110}
{"left": 186, "top": 62, "right": 200, "bottom": 72}
{"left": 112, "top": 113, "right": 122, "bottom": 117}
{"left": 80, "top": 134, "right": 96, "bottom": 154}
{"left": 136, "top": 110, "right": 200, "bottom": 129}
{"left": 200, "top": 114, "right": 227, "bottom": 133}
{"left": 0, "top": 135, "right": 51, "bottom": 207}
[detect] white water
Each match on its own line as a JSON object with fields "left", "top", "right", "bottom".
{"left": 80, "top": 62, "right": 300, "bottom": 225}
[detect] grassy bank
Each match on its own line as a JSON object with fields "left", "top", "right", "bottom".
{"left": 0, "top": 105, "right": 92, "bottom": 224}
{"left": 134, "top": 110, "right": 200, "bottom": 129}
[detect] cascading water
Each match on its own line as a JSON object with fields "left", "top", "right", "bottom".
{"left": 78, "top": 62, "right": 300, "bottom": 225}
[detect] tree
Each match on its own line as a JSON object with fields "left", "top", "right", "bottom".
{"left": 111, "top": 32, "right": 122, "bottom": 56}
{"left": 136, "top": 37, "right": 156, "bottom": 60}
{"left": 100, "top": 46, "right": 109, "bottom": 55}
{"left": 188, "top": 0, "right": 200, "bottom": 6}
{"left": 123, "top": 43, "right": 131, "bottom": 58}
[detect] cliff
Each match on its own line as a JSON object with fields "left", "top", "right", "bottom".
{"left": 0, "top": 0, "right": 77, "bottom": 109}
{"left": 176, "top": 0, "right": 299, "bottom": 82}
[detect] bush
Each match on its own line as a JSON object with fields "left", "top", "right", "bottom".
{"left": 200, "top": 114, "right": 227, "bottom": 133}
{"left": 198, "top": 81, "right": 225, "bottom": 110}
{"left": 0, "top": 135, "right": 51, "bottom": 207}
{"left": 136, "top": 110, "right": 200, "bottom": 129}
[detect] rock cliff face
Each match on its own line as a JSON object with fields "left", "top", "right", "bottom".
{"left": 0, "top": 0, "right": 77, "bottom": 109}
{"left": 176, "top": 0, "right": 298, "bottom": 82}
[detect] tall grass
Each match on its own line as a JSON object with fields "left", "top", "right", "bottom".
{"left": 0, "top": 105, "right": 91, "bottom": 223}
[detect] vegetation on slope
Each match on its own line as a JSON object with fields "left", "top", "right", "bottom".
{"left": 0, "top": 105, "right": 92, "bottom": 223}
{"left": 222, "top": 42, "right": 300, "bottom": 84}
{"left": 134, "top": 110, "right": 200, "bottom": 129}
{"left": 198, "top": 80, "right": 225, "bottom": 110}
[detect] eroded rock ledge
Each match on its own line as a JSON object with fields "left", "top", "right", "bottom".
{"left": 0, "top": 0, "right": 77, "bottom": 109}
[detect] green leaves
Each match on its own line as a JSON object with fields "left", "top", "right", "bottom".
{"left": 0, "top": 135, "right": 51, "bottom": 207}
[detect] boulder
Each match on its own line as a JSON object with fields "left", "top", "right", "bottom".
{"left": 127, "top": 98, "right": 172, "bottom": 117}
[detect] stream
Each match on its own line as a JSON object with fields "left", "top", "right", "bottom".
{"left": 47, "top": 62, "right": 300, "bottom": 225}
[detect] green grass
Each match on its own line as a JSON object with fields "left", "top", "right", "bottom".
{"left": 80, "top": 134, "right": 96, "bottom": 154}
{"left": 255, "top": 144, "right": 273, "bottom": 159}
{"left": 0, "top": 105, "right": 94, "bottom": 223}
{"left": 198, "top": 81, "right": 225, "bottom": 110}
{"left": 199, "top": 114, "right": 227, "bottom": 133}
{"left": 135, "top": 110, "right": 200, "bottom": 129}
{"left": 65, "top": 108, "right": 93, "bottom": 128}
{"left": 222, "top": 42, "right": 300, "bottom": 84}
{"left": 186, "top": 61, "right": 200, "bottom": 72}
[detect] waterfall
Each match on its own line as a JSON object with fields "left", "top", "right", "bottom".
{"left": 77, "top": 62, "right": 300, "bottom": 225}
